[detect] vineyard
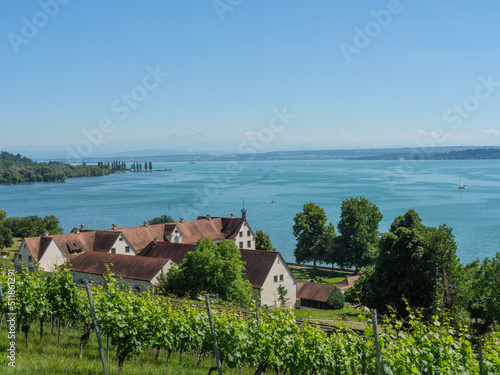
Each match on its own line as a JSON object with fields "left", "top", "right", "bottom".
{"left": 1, "top": 268, "right": 499, "bottom": 374}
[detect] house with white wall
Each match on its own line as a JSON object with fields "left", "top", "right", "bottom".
{"left": 63, "top": 252, "right": 172, "bottom": 293}
{"left": 138, "top": 241, "right": 296, "bottom": 308}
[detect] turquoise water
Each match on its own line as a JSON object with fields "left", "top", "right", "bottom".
{"left": 0, "top": 160, "right": 499, "bottom": 264}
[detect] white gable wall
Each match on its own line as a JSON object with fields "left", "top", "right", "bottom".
{"left": 235, "top": 221, "right": 255, "bottom": 250}
{"left": 110, "top": 234, "right": 135, "bottom": 255}
{"left": 38, "top": 241, "right": 67, "bottom": 271}
{"left": 259, "top": 254, "right": 296, "bottom": 308}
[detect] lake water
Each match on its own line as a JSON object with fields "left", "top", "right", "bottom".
{"left": 1, "top": 159, "right": 499, "bottom": 264}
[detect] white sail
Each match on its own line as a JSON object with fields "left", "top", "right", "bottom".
{"left": 458, "top": 177, "right": 466, "bottom": 189}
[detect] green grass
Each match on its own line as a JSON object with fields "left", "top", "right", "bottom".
{"left": 294, "top": 305, "right": 368, "bottom": 324}
{"left": 0, "top": 321, "right": 269, "bottom": 374}
{"left": 289, "top": 266, "right": 347, "bottom": 285}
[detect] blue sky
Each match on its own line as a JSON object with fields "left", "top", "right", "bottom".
{"left": 1, "top": 0, "right": 500, "bottom": 156}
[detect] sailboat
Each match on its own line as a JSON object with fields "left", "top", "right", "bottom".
{"left": 458, "top": 177, "right": 466, "bottom": 190}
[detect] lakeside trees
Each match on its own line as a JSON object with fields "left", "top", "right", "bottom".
{"left": 293, "top": 203, "right": 327, "bottom": 268}
{"left": 336, "top": 197, "right": 383, "bottom": 270}
{"left": 148, "top": 214, "right": 175, "bottom": 225}
{"left": 0, "top": 151, "right": 110, "bottom": 184}
{"left": 292, "top": 199, "right": 500, "bottom": 327}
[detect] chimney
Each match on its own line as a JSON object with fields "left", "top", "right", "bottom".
{"left": 44, "top": 231, "right": 49, "bottom": 237}
{"left": 206, "top": 214, "right": 211, "bottom": 221}
{"left": 154, "top": 236, "right": 159, "bottom": 245}
{"left": 112, "top": 223, "right": 117, "bottom": 230}
{"left": 230, "top": 213, "right": 235, "bottom": 219}
{"left": 179, "top": 217, "right": 184, "bottom": 223}
{"left": 143, "top": 220, "right": 148, "bottom": 227}
{"left": 80, "top": 224, "right": 85, "bottom": 231}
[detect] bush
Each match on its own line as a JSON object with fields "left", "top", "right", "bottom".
{"left": 326, "top": 286, "right": 345, "bottom": 310}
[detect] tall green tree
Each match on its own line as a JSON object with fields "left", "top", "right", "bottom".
{"left": 311, "top": 222, "right": 339, "bottom": 269}
{"left": 165, "top": 238, "right": 252, "bottom": 304}
{"left": 255, "top": 230, "right": 276, "bottom": 251}
{"left": 293, "top": 202, "right": 327, "bottom": 268}
{"left": 336, "top": 197, "right": 383, "bottom": 270}
{"left": 356, "top": 210, "right": 461, "bottom": 317}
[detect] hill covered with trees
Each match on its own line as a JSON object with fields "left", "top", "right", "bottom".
{"left": 0, "top": 151, "right": 110, "bottom": 184}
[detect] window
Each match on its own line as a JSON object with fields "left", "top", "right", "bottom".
{"left": 247, "top": 231, "right": 250, "bottom": 236}
{"left": 279, "top": 274, "right": 284, "bottom": 282}
{"left": 19, "top": 254, "right": 22, "bottom": 261}
{"left": 125, "top": 246, "right": 130, "bottom": 253}
{"left": 119, "top": 237, "right": 123, "bottom": 241}
{"left": 111, "top": 248, "right": 116, "bottom": 254}
{"left": 273, "top": 275, "right": 278, "bottom": 283}
{"left": 239, "top": 231, "right": 243, "bottom": 237}
{"left": 247, "top": 240, "right": 251, "bottom": 248}
{"left": 28, "top": 256, "right": 32, "bottom": 262}
{"left": 239, "top": 242, "right": 243, "bottom": 249}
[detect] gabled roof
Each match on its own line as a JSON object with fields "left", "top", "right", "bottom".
{"left": 102, "top": 224, "right": 167, "bottom": 250}
{"left": 178, "top": 218, "right": 224, "bottom": 243}
{"left": 63, "top": 252, "right": 170, "bottom": 282}
{"left": 196, "top": 216, "right": 245, "bottom": 239}
{"left": 297, "top": 283, "right": 334, "bottom": 303}
{"left": 93, "top": 231, "right": 122, "bottom": 252}
{"left": 220, "top": 217, "right": 245, "bottom": 239}
{"left": 335, "top": 275, "right": 360, "bottom": 290}
{"left": 239, "top": 249, "right": 278, "bottom": 289}
{"left": 138, "top": 242, "right": 195, "bottom": 263}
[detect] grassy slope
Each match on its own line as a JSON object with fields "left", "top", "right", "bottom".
{"left": 288, "top": 265, "right": 347, "bottom": 285}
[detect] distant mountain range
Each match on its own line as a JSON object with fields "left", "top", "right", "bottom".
{"left": 3, "top": 144, "right": 500, "bottom": 163}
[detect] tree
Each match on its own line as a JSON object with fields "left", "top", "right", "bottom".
{"left": 0, "top": 226, "right": 13, "bottom": 250}
{"left": 255, "top": 230, "right": 276, "bottom": 251}
{"left": 165, "top": 238, "right": 252, "bottom": 304}
{"left": 326, "top": 286, "right": 345, "bottom": 310}
{"left": 336, "top": 197, "right": 383, "bottom": 270}
{"left": 356, "top": 210, "right": 461, "bottom": 317}
{"left": 462, "top": 253, "right": 500, "bottom": 328}
{"left": 293, "top": 202, "right": 327, "bottom": 268}
{"left": 3, "top": 214, "right": 63, "bottom": 237}
{"left": 0, "top": 207, "right": 6, "bottom": 223}
{"left": 313, "top": 223, "right": 339, "bottom": 269}
{"left": 148, "top": 214, "right": 175, "bottom": 225}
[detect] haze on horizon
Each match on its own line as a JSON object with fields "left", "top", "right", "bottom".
{"left": 1, "top": 1, "right": 500, "bottom": 160}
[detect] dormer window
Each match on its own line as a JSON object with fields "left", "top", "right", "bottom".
{"left": 111, "top": 248, "right": 116, "bottom": 254}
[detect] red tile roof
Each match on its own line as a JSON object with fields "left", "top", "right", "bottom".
{"left": 178, "top": 218, "right": 224, "bottom": 243}
{"left": 137, "top": 242, "right": 195, "bottom": 263}
{"left": 239, "top": 249, "right": 278, "bottom": 289}
{"left": 297, "top": 283, "right": 334, "bottom": 303}
{"left": 63, "top": 252, "right": 170, "bottom": 281}
{"left": 335, "top": 275, "right": 360, "bottom": 290}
